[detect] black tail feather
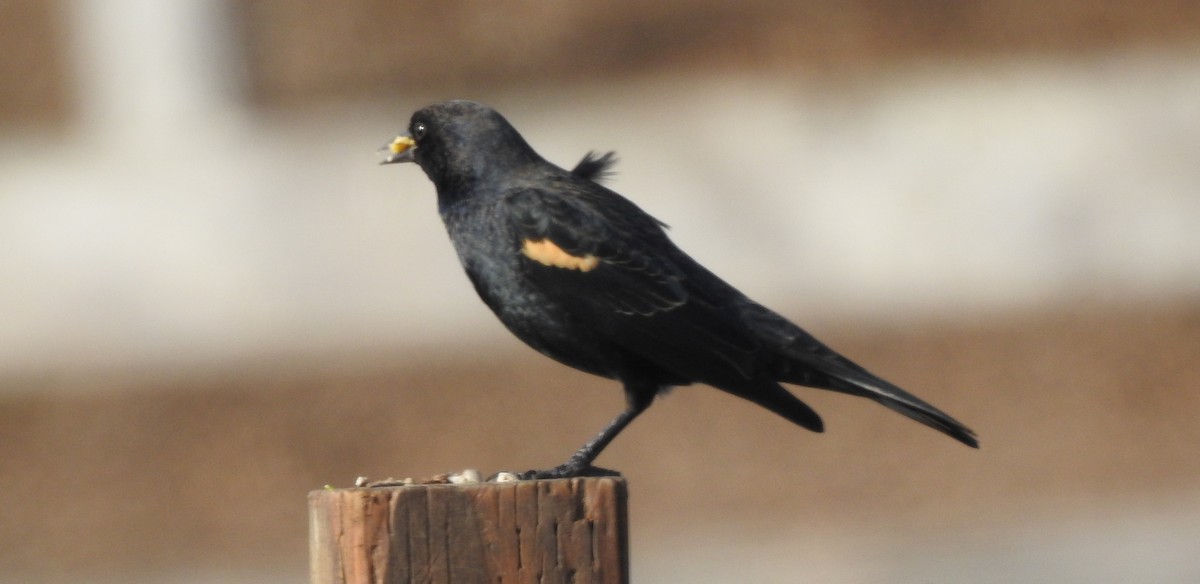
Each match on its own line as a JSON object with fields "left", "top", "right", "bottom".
{"left": 823, "top": 369, "right": 978, "bottom": 448}
{"left": 876, "top": 396, "right": 979, "bottom": 448}
{"left": 726, "top": 381, "right": 825, "bottom": 433}
{"left": 780, "top": 346, "right": 979, "bottom": 448}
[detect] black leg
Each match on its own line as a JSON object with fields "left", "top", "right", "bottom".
{"left": 523, "top": 392, "right": 652, "bottom": 479}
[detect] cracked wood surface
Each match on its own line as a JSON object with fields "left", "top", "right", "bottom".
{"left": 310, "top": 478, "right": 628, "bottom": 584}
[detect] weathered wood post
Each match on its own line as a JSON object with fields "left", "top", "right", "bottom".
{"left": 309, "top": 477, "right": 629, "bottom": 584}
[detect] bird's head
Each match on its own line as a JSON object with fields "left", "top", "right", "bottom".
{"left": 381, "top": 100, "right": 542, "bottom": 196}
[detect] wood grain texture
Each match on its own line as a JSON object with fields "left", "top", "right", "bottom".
{"left": 310, "top": 477, "right": 628, "bottom": 584}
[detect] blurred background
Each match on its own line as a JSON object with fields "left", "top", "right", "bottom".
{"left": 2, "top": 1, "right": 1199, "bottom": 582}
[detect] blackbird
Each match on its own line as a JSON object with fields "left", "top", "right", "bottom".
{"left": 382, "top": 100, "right": 977, "bottom": 478}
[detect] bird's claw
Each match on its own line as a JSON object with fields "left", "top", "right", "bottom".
{"left": 519, "top": 464, "right": 622, "bottom": 480}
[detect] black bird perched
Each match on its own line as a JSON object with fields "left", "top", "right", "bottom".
{"left": 382, "top": 100, "right": 978, "bottom": 478}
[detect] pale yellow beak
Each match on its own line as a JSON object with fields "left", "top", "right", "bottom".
{"left": 380, "top": 135, "right": 416, "bottom": 164}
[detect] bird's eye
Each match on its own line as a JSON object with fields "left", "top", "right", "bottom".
{"left": 412, "top": 122, "right": 428, "bottom": 140}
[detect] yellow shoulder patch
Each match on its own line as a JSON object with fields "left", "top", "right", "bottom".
{"left": 521, "top": 238, "right": 599, "bottom": 272}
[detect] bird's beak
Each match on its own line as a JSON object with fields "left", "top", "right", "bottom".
{"left": 379, "top": 134, "right": 416, "bottom": 165}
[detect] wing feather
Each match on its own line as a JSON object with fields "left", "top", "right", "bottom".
{"left": 505, "top": 188, "right": 687, "bottom": 315}
{"left": 502, "top": 185, "right": 763, "bottom": 381}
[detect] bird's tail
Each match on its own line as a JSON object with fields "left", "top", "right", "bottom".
{"left": 780, "top": 346, "right": 979, "bottom": 448}
{"left": 724, "top": 380, "right": 825, "bottom": 434}
{"left": 868, "top": 383, "right": 979, "bottom": 448}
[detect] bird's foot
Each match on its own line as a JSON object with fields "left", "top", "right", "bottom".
{"left": 519, "top": 463, "right": 622, "bottom": 480}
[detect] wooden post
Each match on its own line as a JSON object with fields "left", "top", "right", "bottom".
{"left": 309, "top": 477, "right": 629, "bottom": 584}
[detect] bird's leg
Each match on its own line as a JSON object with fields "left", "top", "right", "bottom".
{"left": 522, "top": 408, "right": 640, "bottom": 479}
{"left": 523, "top": 389, "right": 653, "bottom": 479}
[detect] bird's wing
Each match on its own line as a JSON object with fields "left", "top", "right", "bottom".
{"left": 502, "top": 186, "right": 763, "bottom": 380}
{"left": 504, "top": 187, "right": 689, "bottom": 317}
